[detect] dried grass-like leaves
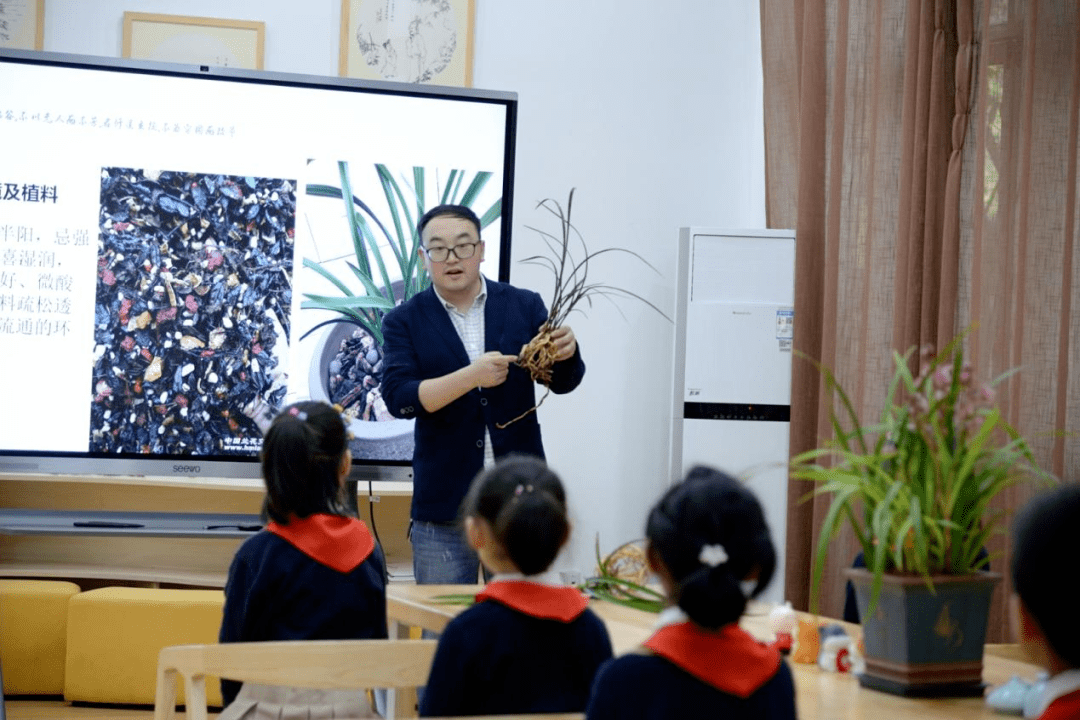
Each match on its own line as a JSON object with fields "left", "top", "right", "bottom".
{"left": 498, "top": 189, "right": 670, "bottom": 428}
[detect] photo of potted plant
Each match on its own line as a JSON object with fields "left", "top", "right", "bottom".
{"left": 790, "top": 329, "right": 1057, "bottom": 696}
{"left": 298, "top": 160, "right": 501, "bottom": 459}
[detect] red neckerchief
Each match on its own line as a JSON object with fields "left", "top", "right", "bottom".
{"left": 1042, "top": 689, "right": 1080, "bottom": 720}
{"left": 267, "top": 514, "right": 374, "bottom": 573}
{"left": 644, "top": 621, "right": 781, "bottom": 698}
{"left": 475, "top": 580, "right": 589, "bottom": 622}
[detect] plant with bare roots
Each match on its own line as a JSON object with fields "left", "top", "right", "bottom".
{"left": 497, "top": 189, "right": 670, "bottom": 429}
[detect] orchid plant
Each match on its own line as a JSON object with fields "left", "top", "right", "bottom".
{"left": 790, "top": 329, "right": 1057, "bottom": 614}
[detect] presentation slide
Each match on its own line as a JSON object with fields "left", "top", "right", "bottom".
{"left": 0, "top": 54, "right": 513, "bottom": 468}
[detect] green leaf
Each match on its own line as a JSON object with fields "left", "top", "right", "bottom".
{"left": 302, "top": 257, "right": 353, "bottom": 298}
{"left": 439, "top": 169, "right": 459, "bottom": 205}
{"left": 413, "top": 166, "right": 426, "bottom": 220}
{"left": 345, "top": 261, "right": 392, "bottom": 305}
{"left": 301, "top": 293, "right": 395, "bottom": 312}
{"left": 449, "top": 170, "right": 465, "bottom": 204}
{"left": 459, "top": 171, "right": 493, "bottom": 207}
{"left": 375, "top": 164, "right": 413, "bottom": 270}
{"left": 337, "top": 162, "right": 370, "bottom": 278}
{"left": 431, "top": 593, "right": 477, "bottom": 605}
{"left": 479, "top": 199, "right": 502, "bottom": 231}
{"left": 585, "top": 575, "right": 665, "bottom": 601}
{"left": 809, "top": 484, "right": 860, "bottom": 614}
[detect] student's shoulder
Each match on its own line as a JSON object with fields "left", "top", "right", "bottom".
{"left": 232, "top": 528, "right": 307, "bottom": 567}
{"left": 234, "top": 527, "right": 276, "bottom": 554}
{"left": 441, "top": 598, "right": 534, "bottom": 638}
{"left": 598, "top": 650, "right": 791, "bottom": 682}
{"left": 449, "top": 597, "right": 514, "bottom": 623}
{"left": 227, "top": 530, "right": 285, "bottom": 578}
{"left": 594, "top": 652, "right": 669, "bottom": 686}
{"left": 578, "top": 607, "right": 612, "bottom": 634}
{"left": 593, "top": 653, "right": 795, "bottom": 716}
{"left": 762, "top": 659, "right": 796, "bottom": 702}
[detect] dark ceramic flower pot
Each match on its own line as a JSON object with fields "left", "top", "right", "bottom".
{"left": 845, "top": 567, "right": 1002, "bottom": 697}
{"left": 308, "top": 320, "right": 413, "bottom": 462}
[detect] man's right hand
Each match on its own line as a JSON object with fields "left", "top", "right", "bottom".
{"left": 418, "top": 351, "right": 518, "bottom": 413}
{"left": 471, "top": 351, "right": 518, "bottom": 388}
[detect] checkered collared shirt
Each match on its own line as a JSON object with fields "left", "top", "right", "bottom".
{"left": 433, "top": 277, "right": 495, "bottom": 467}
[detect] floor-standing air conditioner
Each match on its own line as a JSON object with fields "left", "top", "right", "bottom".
{"left": 670, "top": 228, "right": 795, "bottom": 605}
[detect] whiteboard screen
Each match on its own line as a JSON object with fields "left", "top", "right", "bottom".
{"left": 0, "top": 50, "right": 517, "bottom": 480}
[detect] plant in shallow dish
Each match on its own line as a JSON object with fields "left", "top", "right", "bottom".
{"left": 580, "top": 537, "right": 666, "bottom": 613}
{"left": 301, "top": 161, "right": 500, "bottom": 423}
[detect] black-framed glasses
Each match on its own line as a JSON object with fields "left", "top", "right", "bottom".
{"left": 423, "top": 242, "right": 480, "bottom": 263}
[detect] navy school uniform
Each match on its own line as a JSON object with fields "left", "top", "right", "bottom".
{"left": 218, "top": 513, "right": 388, "bottom": 707}
{"left": 586, "top": 609, "right": 797, "bottom": 720}
{"left": 420, "top": 579, "right": 614, "bottom": 717}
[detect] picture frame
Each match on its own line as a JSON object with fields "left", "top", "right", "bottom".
{"left": 339, "top": 0, "right": 475, "bottom": 87}
{"left": 0, "top": 0, "right": 45, "bottom": 50}
{"left": 122, "top": 12, "right": 265, "bottom": 71}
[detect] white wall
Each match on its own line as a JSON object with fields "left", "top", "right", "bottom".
{"left": 42, "top": 0, "right": 767, "bottom": 580}
{"left": 43, "top": 1, "right": 338, "bottom": 74}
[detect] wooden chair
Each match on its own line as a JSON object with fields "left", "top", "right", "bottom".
{"left": 153, "top": 638, "right": 437, "bottom": 720}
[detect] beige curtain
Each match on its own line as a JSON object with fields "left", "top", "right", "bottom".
{"left": 762, "top": 0, "right": 1080, "bottom": 641}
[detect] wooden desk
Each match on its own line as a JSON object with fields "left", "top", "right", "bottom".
{"left": 386, "top": 584, "right": 1042, "bottom": 720}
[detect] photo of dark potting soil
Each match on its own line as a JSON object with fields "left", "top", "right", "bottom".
{"left": 90, "top": 168, "right": 296, "bottom": 455}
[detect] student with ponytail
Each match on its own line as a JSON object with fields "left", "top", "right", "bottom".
{"left": 420, "top": 455, "right": 613, "bottom": 717}
{"left": 586, "top": 465, "right": 797, "bottom": 719}
{"left": 218, "top": 401, "right": 387, "bottom": 719}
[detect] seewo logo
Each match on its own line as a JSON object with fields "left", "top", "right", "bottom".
{"left": 172, "top": 465, "right": 202, "bottom": 474}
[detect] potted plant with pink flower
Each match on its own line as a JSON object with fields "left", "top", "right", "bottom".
{"left": 790, "top": 329, "right": 1056, "bottom": 697}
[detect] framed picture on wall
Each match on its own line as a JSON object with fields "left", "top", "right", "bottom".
{"left": 122, "top": 12, "right": 265, "bottom": 70}
{"left": 339, "top": 0, "right": 475, "bottom": 87}
{"left": 0, "top": 0, "right": 45, "bottom": 50}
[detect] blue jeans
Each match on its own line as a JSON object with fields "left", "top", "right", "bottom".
{"left": 410, "top": 519, "right": 481, "bottom": 584}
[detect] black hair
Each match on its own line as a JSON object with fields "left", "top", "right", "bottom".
{"left": 1011, "top": 483, "right": 1080, "bottom": 668}
{"left": 646, "top": 465, "right": 776, "bottom": 629}
{"left": 461, "top": 454, "right": 569, "bottom": 576}
{"left": 260, "top": 400, "right": 351, "bottom": 524}
{"left": 417, "top": 204, "right": 482, "bottom": 243}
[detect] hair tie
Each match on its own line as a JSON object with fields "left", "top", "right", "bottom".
{"left": 513, "top": 484, "right": 534, "bottom": 496}
{"left": 288, "top": 407, "right": 308, "bottom": 421}
{"left": 698, "top": 543, "right": 729, "bottom": 567}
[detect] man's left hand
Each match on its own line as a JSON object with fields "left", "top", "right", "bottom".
{"left": 549, "top": 325, "right": 577, "bottom": 362}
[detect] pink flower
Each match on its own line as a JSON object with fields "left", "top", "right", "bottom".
{"left": 960, "top": 363, "right": 973, "bottom": 384}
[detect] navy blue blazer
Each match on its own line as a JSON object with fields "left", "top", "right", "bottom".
{"left": 381, "top": 279, "right": 585, "bottom": 522}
